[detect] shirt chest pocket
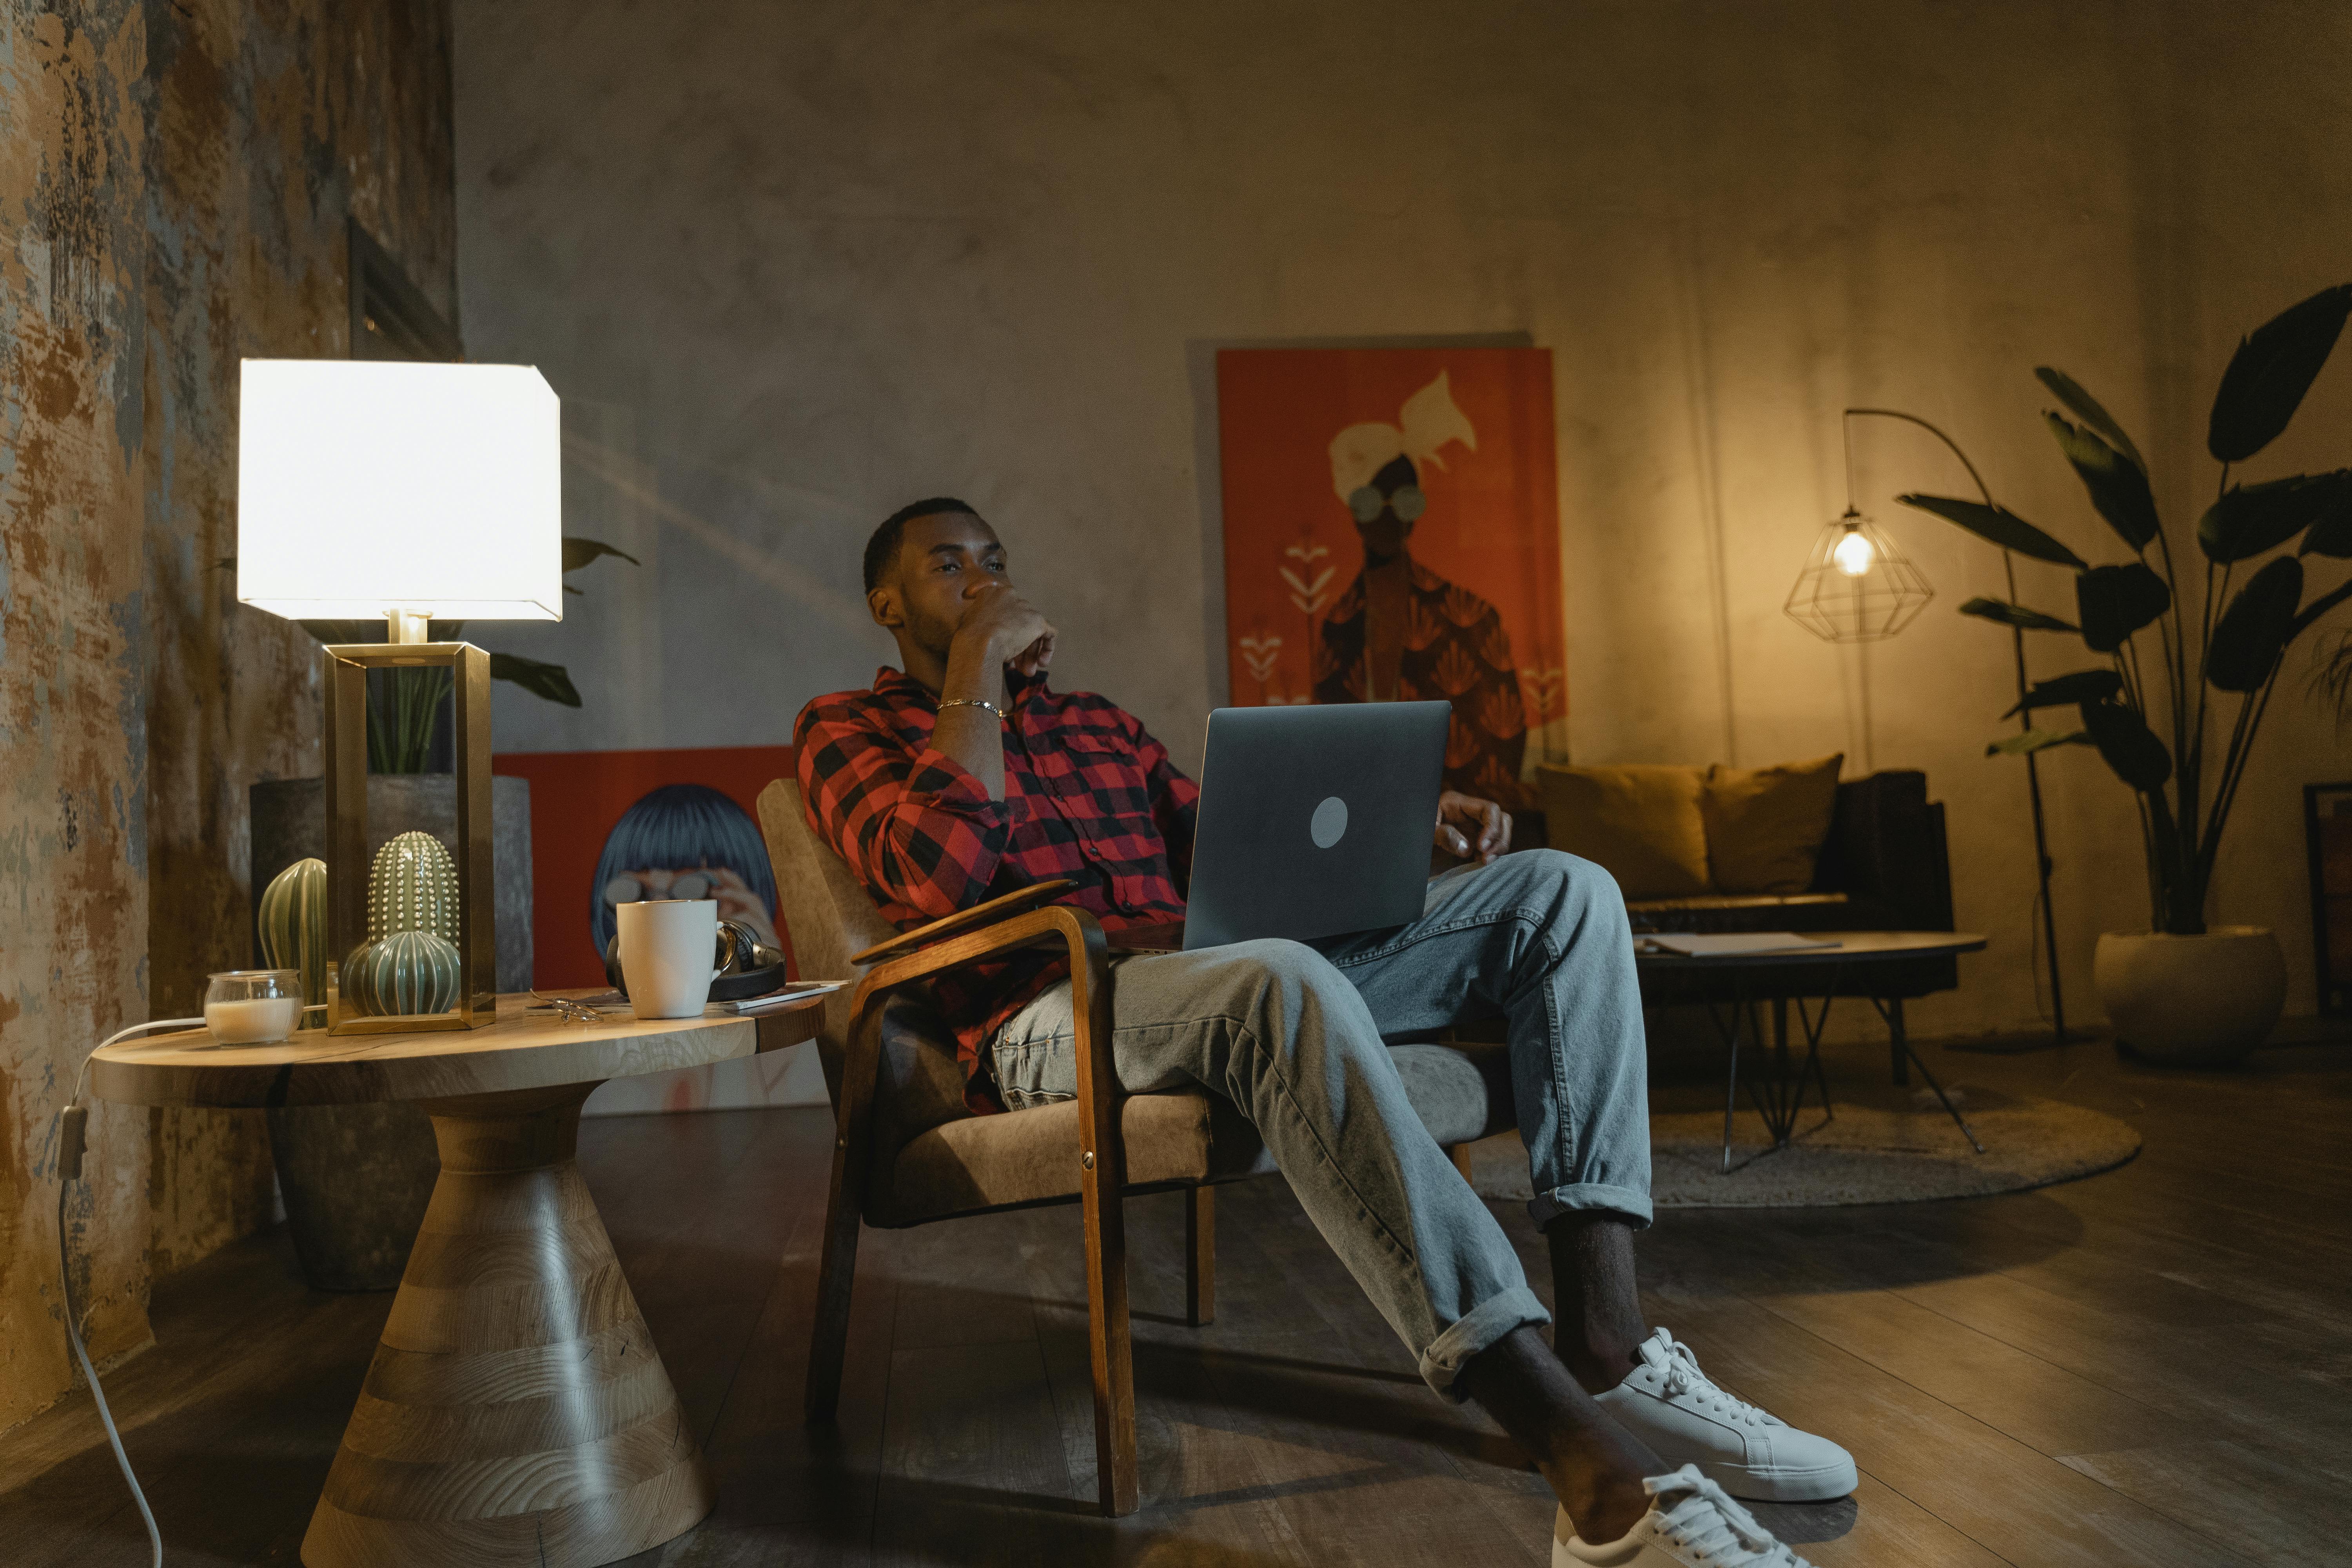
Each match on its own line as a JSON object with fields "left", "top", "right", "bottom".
{"left": 1050, "top": 731, "right": 1154, "bottom": 819}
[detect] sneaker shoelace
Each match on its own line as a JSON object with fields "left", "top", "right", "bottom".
{"left": 1647, "top": 1328, "right": 1778, "bottom": 1430}
{"left": 1643, "top": 1465, "right": 1813, "bottom": 1567}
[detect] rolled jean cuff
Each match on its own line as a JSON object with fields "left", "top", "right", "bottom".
{"left": 1417, "top": 1285, "right": 1552, "bottom": 1401}
{"left": 1528, "top": 1182, "right": 1655, "bottom": 1233}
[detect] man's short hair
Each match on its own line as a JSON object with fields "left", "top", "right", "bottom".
{"left": 864, "top": 497, "right": 984, "bottom": 593}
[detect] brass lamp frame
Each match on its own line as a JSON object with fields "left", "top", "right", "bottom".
{"left": 321, "top": 632, "right": 498, "bottom": 1033}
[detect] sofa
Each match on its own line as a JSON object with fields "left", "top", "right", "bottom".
{"left": 1522, "top": 766, "right": 1959, "bottom": 1009}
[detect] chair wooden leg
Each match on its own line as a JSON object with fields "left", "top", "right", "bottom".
{"left": 803, "top": 1173, "right": 862, "bottom": 1423}
{"left": 1185, "top": 1186, "right": 1216, "bottom": 1328}
{"left": 1080, "top": 1173, "right": 1138, "bottom": 1515}
{"left": 1450, "top": 1143, "right": 1478, "bottom": 1186}
{"left": 1068, "top": 921, "right": 1139, "bottom": 1516}
{"left": 1888, "top": 996, "right": 1909, "bottom": 1086}
{"left": 806, "top": 998, "right": 886, "bottom": 1423}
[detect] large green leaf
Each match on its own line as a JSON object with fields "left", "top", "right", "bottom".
{"left": 2043, "top": 414, "right": 2159, "bottom": 550}
{"left": 2208, "top": 284, "right": 2352, "bottom": 463}
{"left": 2075, "top": 562, "right": 2171, "bottom": 652}
{"left": 1959, "top": 596, "right": 2081, "bottom": 634}
{"left": 562, "top": 536, "right": 642, "bottom": 573}
{"left": 2288, "top": 575, "right": 2352, "bottom": 641}
{"left": 2196, "top": 470, "right": 2352, "bottom": 563}
{"left": 2035, "top": 367, "right": 2147, "bottom": 474}
{"left": 2002, "top": 669, "right": 2123, "bottom": 718}
{"left": 489, "top": 652, "right": 584, "bottom": 707}
{"left": 1987, "top": 728, "right": 2092, "bottom": 757}
{"left": 2205, "top": 556, "right": 2303, "bottom": 691}
{"left": 2297, "top": 482, "right": 2352, "bottom": 558}
{"left": 2079, "top": 699, "right": 2172, "bottom": 790}
{"left": 1899, "top": 494, "right": 2088, "bottom": 568}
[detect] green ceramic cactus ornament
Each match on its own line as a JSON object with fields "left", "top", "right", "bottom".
{"left": 368, "top": 830, "right": 459, "bottom": 945}
{"left": 342, "top": 929, "right": 463, "bottom": 1017}
{"left": 258, "top": 857, "right": 328, "bottom": 1024}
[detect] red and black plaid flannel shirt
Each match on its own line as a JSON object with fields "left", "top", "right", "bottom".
{"left": 795, "top": 666, "right": 1198, "bottom": 1111}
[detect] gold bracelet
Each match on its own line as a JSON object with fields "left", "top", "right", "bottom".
{"left": 937, "top": 697, "right": 1003, "bottom": 721}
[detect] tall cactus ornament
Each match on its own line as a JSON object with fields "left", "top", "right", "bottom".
{"left": 368, "top": 831, "right": 460, "bottom": 944}
{"left": 258, "top": 857, "right": 328, "bottom": 1025}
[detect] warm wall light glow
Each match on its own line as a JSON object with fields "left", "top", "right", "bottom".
{"left": 236, "top": 360, "right": 563, "bottom": 622}
{"left": 1832, "top": 526, "right": 1875, "bottom": 577}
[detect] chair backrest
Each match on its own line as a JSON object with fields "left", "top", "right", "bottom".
{"left": 756, "top": 778, "right": 900, "bottom": 1093}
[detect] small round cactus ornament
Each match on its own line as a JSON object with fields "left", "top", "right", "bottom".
{"left": 342, "top": 929, "right": 463, "bottom": 1017}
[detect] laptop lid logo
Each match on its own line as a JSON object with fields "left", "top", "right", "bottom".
{"left": 1310, "top": 795, "right": 1349, "bottom": 849}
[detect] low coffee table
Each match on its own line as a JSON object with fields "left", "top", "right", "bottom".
{"left": 87, "top": 991, "right": 825, "bottom": 1568}
{"left": 1633, "top": 930, "right": 1988, "bottom": 1171}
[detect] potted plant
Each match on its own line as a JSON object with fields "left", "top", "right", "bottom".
{"left": 1903, "top": 286, "right": 2352, "bottom": 1065}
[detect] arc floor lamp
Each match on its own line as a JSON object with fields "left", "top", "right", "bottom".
{"left": 1786, "top": 407, "right": 2072, "bottom": 1047}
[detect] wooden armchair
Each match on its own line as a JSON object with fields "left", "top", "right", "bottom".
{"left": 756, "top": 779, "right": 1517, "bottom": 1516}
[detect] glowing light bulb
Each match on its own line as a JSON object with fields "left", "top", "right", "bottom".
{"left": 1832, "top": 527, "right": 1875, "bottom": 577}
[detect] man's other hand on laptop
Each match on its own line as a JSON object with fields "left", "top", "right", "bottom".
{"left": 1435, "top": 789, "right": 1511, "bottom": 866}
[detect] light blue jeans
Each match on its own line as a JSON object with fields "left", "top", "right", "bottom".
{"left": 989, "top": 849, "right": 1653, "bottom": 1399}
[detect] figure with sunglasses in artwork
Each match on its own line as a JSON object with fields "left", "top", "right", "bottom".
{"left": 1315, "top": 371, "right": 1535, "bottom": 810}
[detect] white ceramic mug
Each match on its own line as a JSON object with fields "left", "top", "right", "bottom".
{"left": 617, "top": 899, "right": 722, "bottom": 1020}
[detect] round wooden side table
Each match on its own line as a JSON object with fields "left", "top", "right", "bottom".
{"left": 88, "top": 992, "right": 826, "bottom": 1568}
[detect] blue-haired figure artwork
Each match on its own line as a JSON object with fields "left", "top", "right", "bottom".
{"left": 590, "top": 783, "right": 782, "bottom": 960}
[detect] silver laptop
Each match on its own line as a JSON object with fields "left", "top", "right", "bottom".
{"left": 1174, "top": 701, "right": 1452, "bottom": 951}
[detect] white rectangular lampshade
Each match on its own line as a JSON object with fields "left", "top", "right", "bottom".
{"left": 237, "top": 359, "right": 563, "bottom": 622}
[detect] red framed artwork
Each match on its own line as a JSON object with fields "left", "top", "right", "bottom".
{"left": 1216, "top": 347, "right": 1566, "bottom": 808}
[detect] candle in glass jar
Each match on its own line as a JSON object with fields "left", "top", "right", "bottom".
{"left": 205, "top": 996, "right": 302, "bottom": 1044}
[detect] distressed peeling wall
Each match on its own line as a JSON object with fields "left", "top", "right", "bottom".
{"left": 0, "top": 0, "right": 154, "bottom": 1432}
{"left": 0, "top": 0, "right": 453, "bottom": 1431}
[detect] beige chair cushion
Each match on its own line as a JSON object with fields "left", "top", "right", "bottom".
{"left": 875, "top": 1029, "right": 1515, "bottom": 1241}
{"left": 1537, "top": 763, "right": 1710, "bottom": 898}
{"left": 1701, "top": 754, "right": 1843, "bottom": 894}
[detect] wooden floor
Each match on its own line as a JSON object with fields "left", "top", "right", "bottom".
{"left": 5, "top": 1029, "right": 2349, "bottom": 1566}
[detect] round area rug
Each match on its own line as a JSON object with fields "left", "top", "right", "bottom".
{"left": 1465, "top": 1085, "right": 2141, "bottom": 1209}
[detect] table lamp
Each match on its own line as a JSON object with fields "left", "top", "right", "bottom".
{"left": 237, "top": 359, "right": 561, "bottom": 1033}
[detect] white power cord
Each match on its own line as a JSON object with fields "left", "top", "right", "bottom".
{"left": 56, "top": 1016, "right": 202, "bottom": 1568}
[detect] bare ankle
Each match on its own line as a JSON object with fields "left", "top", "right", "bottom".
{"left": 1457, "top": 1327, "right": 1664, "bottom": 1543}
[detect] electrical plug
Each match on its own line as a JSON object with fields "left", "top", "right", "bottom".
{"left": 60, "top": 1105, "right": 87, "bottom": 1183}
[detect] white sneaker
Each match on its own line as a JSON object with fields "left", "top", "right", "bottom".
{"left": 1554, "top": 1464, "right": 1817, "bottom": 1566}
{"left": 1594, "top": 1328, "right": 1857, "bottom": 1502}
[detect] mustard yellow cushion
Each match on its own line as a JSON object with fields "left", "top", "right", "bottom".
{"left": 1536, "top": 764, "right": 1710, "bottom": 898}
{"left": 1701, "top": 754, "right": 1844, "bottom": 895}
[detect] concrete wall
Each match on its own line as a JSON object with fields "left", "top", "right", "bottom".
{"left": 0, "top": 0, "right": 454, "bottom": 1432}
{"left": 454, "top": 0, "right": 2352, "bottom": 1038}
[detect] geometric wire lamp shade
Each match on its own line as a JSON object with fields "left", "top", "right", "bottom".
{"left": 1783, "top": 508, "right": 1935, "bottom": 643}
{"left": 235, "top": 359, "right": 563, "bottom": 622}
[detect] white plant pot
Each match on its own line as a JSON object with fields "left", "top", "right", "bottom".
{"left": 2094, "top": 926, "right": 2287, "bottom": 1067}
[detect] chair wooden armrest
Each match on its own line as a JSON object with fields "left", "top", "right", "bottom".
{"left": 848, "top": 877, "right": 1077, "bottom": 965}
{"left": 812, "top": 901, "right": 1136, "bottom": 1513}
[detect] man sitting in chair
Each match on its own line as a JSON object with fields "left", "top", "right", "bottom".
{"left": 794, "top": 498, "right": 1852, "bottom": 1566}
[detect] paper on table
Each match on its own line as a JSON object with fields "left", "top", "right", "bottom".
{"left": 1636, "top": 933, "right": 1840, "bottom": 957}
{"left": 711, "top": 980, "right": 848, "bottom": 1014}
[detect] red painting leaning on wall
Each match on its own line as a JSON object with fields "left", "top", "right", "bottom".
{"left": 1215, "top": 347, "right": 1567, "bottom": 809}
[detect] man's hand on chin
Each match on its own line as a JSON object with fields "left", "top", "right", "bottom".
{"left": 1434, "top": 790, "right": 1511, "bottom": 865}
